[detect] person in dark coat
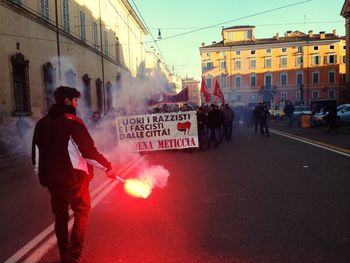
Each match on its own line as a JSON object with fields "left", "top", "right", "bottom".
{"left": 259, "top": 104, "right": 271, "bottom": 136}
{"left": 323, "top": 105, "right": 339, "bottom": 134}
{"left": 196, "top": 106, "right": 207, "bottom": 150}
{"left": 32, "top": 86, "right": 117, "bottom": 263}
{"left": 218, "top": 105, "right": 224, "bottom": 143}
{"left": 284, "top": 101, "right": 295, "bottom": 127}
{"left": 207, "top": 104, "right": 219, "bottom": 148}
{"left": 253, "top": 102, "right": 263, "bottom": 134}
{"left": 223, "top": 103, "right": 234, "bottom": 140}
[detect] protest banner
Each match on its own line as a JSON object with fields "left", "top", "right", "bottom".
{"left": 116, "top": 111, "right": 198, "bottom": 152}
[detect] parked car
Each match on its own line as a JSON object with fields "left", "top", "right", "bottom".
{"left": 337, "top": 104, "right": 350, "bottom": 124}
{"left": 337, "top": 103, "right": 349, "bottom": 112}
{"left": 311, "top": 104, "right": 350, "bottom": 126}
{"left": 310, "top": 99, "right": 336, "bottom": 113}
{"left": 311, "top": 111, "right": 327, "bottom": 126}
{"left": 293, "top": 106, "right": 312, "bottom": 119}
{"left": 269, "top": 105, "right": 284, "bottom": 119}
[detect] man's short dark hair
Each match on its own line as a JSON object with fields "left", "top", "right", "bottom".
{"left": 54, "top": 86, "right": 81, "bottom": 105}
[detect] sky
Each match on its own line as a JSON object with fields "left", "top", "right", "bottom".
{"left": 129, "top": 0, "right": 346, "bottom": 82}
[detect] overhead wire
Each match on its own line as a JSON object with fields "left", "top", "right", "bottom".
{"left": 4, "top": 0, "right": 335, "bottom": 52}
{"left": 70, "top": 20, "right": 343, "bottom": 31}
{"left": 130, "top": 0, "right": 167, "bottom": 65}
{"left": 142, "top": 0, "right": 313, "bottom": 43}
{"left": 145, "top": 21, "right": 343, "bottom": 31}
{"left": 129, "top": 0, "right": 315, "bottom": 73}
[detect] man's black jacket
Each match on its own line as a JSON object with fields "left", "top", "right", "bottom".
{"left": 32, "top": 104, "right": 111, "bottom": 188}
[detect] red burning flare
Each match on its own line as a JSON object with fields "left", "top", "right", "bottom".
{"left": 117, "top": 166, "right": 169, "bottom": 199}
{"left": 124, "top": 178, "right": 152, "bottom": 199}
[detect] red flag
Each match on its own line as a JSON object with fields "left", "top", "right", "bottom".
{"left": 148, "top": 87, "right": 189, "bottom": 105}
{"left": 214, "top": 80, "right": 225, "bottom": 105}
{"left": 201, "top": 76, "right": 211, "bottom": 103}
{"left": 162, "top": 87, "right": 189, "bottom": 103}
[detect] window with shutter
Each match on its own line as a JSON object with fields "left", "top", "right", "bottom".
{"left": 63, "top": 0, "right": 70, "bottom": 32}
{"left": 11, "top": 53, "right": 31, "bottom": 114}
{"left": 96, "top": 79, "right": 103, "bottom": 112}
{"left": 41, "top": 0, "right": 50, "bottom": 20}
{"left": 104, "top": 31, "right": 109, "bottom": 56}
{"left": 79, "top": 11, "right": 86, "bottom": 42}
{"left": 328, "top": 54, "right": 337, "bottom": 64}
{"left": 82, "top": 74, "right": 91, "bottom": 111}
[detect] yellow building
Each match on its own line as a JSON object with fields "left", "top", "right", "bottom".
{"left": 200, "top": 25, "right": 346, "bottom": 106}
{"left": 0, "top": 0, "right": 177, "bottom": 127}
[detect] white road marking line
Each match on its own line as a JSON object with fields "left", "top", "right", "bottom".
{"left": 4, "top": 156, "right": 145, "bottom": 263}
{"left": 271, "top": 129, "right": 350, "bottom": 158}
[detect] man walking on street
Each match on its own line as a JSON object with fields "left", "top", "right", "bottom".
{"left": 284, "top": 100, "right": 295, "bottom": 127}
{"left": 207, "top": 104, "right": 219, "bottom": 148}
{"left": 259, "top": 104, "right": 271, "bottom": 136}
{"left": 253, "top": 102, "right": 263, "bottom": 134}
{"left": 32, "top": 86, "right": 117, "bottom": 263}
{"left": 196, "top": 106, "right": 207, "bottom": 150}
{"left": 223, "top": 103, "right": 234, "bottom": 140}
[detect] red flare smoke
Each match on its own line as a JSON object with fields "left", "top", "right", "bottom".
{"left": 124, "top": 178, "right": 152, "bottom": 199}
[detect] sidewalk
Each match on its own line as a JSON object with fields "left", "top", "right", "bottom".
{"left": 269, "top": 119, "right": 350, "bottom": 151}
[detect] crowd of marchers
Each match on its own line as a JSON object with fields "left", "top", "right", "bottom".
{"left": 86, "top": 102, "right": 276, "bottom": 153}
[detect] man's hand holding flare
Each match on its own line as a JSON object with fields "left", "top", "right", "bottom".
{"left": 105, "top": 166, "right": 117, "bottom": 179}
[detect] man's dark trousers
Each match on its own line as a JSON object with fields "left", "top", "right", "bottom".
{"left": 49, "top": 182, "right": 91, "bottom": 260}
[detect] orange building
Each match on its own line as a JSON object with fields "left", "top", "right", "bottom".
{"left": 200, "top": 26, "right": 346, "bottom": 106}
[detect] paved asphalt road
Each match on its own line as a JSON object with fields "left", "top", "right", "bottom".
{"left": 1, "top": 124, "right": 350, "bottom": 263}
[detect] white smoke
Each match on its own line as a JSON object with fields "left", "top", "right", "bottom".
{"left": 0, "top": 116, "right": 35, "bottom": 156}
{"left": 1, "top": 55, "right": 172, "bottom": 189}
{"left": 113, "top": 69, "right": 168, "bottom": 115}
{"left": 85, "top": 66, "right": 173, "bottom": 166}
{"left": 94, "top": 69, "right": 172, "bottom": 191}
{"left": 136, "top": 165, "right": 170, "bottom": 189}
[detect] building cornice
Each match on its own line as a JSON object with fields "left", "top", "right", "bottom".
{"left": 120, "top": 0, "right": 149, "bottom": 34}
{"left": 341, "top": 0, "right": 350, "bottom": 17}
{"left": 200, "top": 38, "right": 345, "bottom": 52}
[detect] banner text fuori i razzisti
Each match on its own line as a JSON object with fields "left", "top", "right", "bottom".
{"left": 116, "top": 111, "right": 198, "bottom": 152}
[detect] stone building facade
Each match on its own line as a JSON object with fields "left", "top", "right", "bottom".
{"left": 0, "top": 0, "right": 176, "bottom": 127}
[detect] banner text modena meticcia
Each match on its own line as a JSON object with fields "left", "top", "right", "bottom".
{"left": 116, "top": 111, "right": 198, "bottom": 152}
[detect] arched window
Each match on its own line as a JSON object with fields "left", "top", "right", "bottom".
{"left": 116, "top": 72, "right": 121, "bottom": 95}
{"left": 280, "top": 72, "right": 288, "bottom": 86}
{"left": 235, "top": 75, "right": 242, "bottom": 88}
{"left": 106, "top": 81, "right": 113, "bottom": 112}
{"left": 328, "top": 69, "right": 336, "bottom": 84}
{"left": 43, "top": 62, "right": 56, "bottom": 112}
{"left": 312, "top": 70, "right": 320, "bottom": 84}
{"left": 249, "top": 73, "right": 257, "bottom": 87}
{"left": 82, "top": 74, "right": 91, "bottom": 111}
{"left": 96, "top": 78, "right": 103, "bottom": 112}
{"left": 11, "top": 53, "right": 31, "bottom": 115}
{"left": 296, "top": 70, "right": 304, "bottom": 85}
{"left": 264, "top": 72, "right": 273, "bottom": 87}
